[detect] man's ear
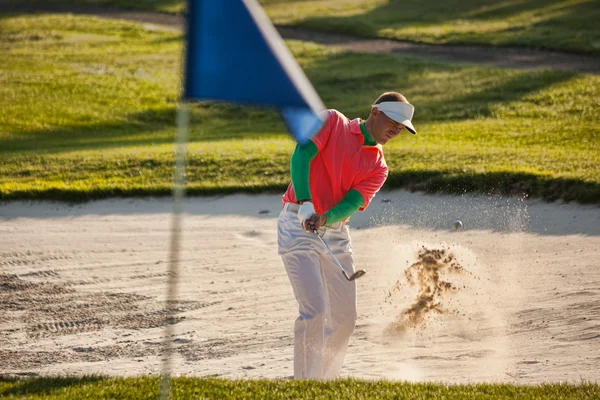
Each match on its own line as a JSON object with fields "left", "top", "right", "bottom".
{"left": 370, "top": 106, "right": 378, "bottom": 117}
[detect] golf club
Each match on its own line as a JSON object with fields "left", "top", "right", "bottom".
{"left": 312, "top": 228, "right": 366, "bottom": 281}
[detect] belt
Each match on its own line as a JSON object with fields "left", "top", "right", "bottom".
{"left": 282, "top": 202, "right": 345, "bottom": 229}
{"left": 283, "top": 202, "right": 300, "bottom": 213}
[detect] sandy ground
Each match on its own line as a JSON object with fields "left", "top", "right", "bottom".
{"left": 1, "top": 190, "right": 599, "bottom": 383}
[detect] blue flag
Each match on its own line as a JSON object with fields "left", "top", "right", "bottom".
{"left": 184, "top": 0, "right": 326, "bottom": 144}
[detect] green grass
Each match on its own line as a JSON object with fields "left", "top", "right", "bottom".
{"left": 34, "top": 0, "right": 600, "bottom": 55}
{"left": 263, "top": 0, "right": 600, "bottom": 56}
{"left": 0, "top": 377, "right": 599, "bottom": 399}
{"left": 1, "top": 14, "right": 599, "bottom": 203}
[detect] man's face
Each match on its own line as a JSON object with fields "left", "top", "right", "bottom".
{"left": 370, "top": 107, "right": 405, "bottom": 145}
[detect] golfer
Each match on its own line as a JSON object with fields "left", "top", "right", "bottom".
{"left": 278, "top": 92, "right": 417, "bottom": 379}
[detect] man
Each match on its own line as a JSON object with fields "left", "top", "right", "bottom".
{"left": 277, "top": 91, "right": 417, "bottom": 379}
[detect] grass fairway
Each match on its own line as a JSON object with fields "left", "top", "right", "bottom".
{"left": 43, "top": 0, "right": 600, "bottom": 55}
{"left": 0, "top": 377, "right": 598, "bottom": 399}
{"left": 1, "top": 14, "right": 599, "bottom": 202}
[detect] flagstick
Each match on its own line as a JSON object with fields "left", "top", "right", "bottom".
{"left": 160, "top": 101, "right": 190, "bottom": 400}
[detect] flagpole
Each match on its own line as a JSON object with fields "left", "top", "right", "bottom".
{"left": 160, "top": 101, "right": 189, "bottom": 400}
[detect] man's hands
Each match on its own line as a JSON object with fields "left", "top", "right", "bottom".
{"left": 297, "top": 201, "right": 327, "bottom": 232}
{"left": 302, "top": 213, "right": 327, "bottom": 232}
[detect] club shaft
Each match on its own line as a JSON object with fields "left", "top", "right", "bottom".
{"left": 313, "top": 230, "right": 350, "bottom": 279}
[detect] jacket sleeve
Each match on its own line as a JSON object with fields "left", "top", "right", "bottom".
{"left": 290, "top": 140, "right": 318, "bottom": 202}
{"left": 352, "top": 163, "right": 388, "bottom": 211}
{"left": 324, "top": 189, "right": 364, "bottom": 224}
{"left": 289, "top": 110, "right": 335, "bottom": 201}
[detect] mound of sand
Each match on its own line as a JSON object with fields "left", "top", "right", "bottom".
{"left": 384, "top": 246, "right": 475, "bottom": 334}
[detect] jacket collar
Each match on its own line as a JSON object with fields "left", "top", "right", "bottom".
{"left": 350, "top": 118, "right": 383, "bottom": 152}
{"left": 349, "top": 118, "right": 363, "bottom": 135}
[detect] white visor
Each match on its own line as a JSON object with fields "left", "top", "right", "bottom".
{"left": 373, "top": 101, "right": 416, "bottom": 134}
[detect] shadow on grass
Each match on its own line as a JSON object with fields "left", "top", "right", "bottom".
{"left": 0, "top": 110, "right": 174, "bottom": 154}
{"left": 75, "top": 0, "right": 184, "bottom": 13}
{"left": 0, "top": 0, "right": 185, "bottom": 15}
{"left": 0, "top": 105, "right": 286, "bottom": 154}
{"left": 306, "top": 51, "right": 577, "bottom": 122}
{"left": 292, "top": 0, "right": 599, "bottom": 54}
{"left": 2, "top": 170, "right": 598, "bottom": 205}
{"left": 0, "top": 376, "right": 105, "bottom": 397}
{"left": 417, "top": 69, "right": 578, "bottom": 121}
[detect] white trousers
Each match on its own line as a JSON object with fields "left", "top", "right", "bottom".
{"left": 277, "top": 203, "right": 357, "bottom": 380}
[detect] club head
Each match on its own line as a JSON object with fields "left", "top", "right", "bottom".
{"left": 347, "top": 269, "right": 366, "bottom": 281}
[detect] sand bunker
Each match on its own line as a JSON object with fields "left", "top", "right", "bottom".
{"left": 1, "top": 191, "right": 599, "bottom": 383}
